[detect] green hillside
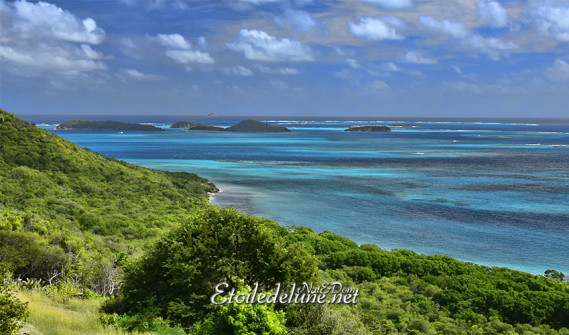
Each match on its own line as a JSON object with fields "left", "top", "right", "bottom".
{"left": 1, "top": 108, "right": 569, "bottom": 335}
{"left": 1, "top": 108, "right": 214, "bottom": 287}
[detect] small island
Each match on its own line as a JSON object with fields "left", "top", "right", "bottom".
{"left": 171, "top": 119, "right": 291, "bottom": 133}
{"left": 225, "top": 120, "right": 291, "bottom": 132}
{"left": 56, "top": 120, "right": 165, "bottom": 131}
{"left": 345, "top": 125, "right": 391, "bottom": 132}
{"left": 171, "top": 121, "right": 225, "bottom": 131}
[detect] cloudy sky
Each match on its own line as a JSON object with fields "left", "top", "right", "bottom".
{"left": 1, "top": 0, "right": 569, "bottom": 117}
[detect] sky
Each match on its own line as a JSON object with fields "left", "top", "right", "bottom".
{"left": 1, "top": 0, "right": 569, "bottom": 118}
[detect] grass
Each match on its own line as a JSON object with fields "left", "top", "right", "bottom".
{"left": 16, "top": 290, "right": 151, "bottom": 335}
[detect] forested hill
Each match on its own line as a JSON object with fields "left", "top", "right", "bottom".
{"left": 0, "top": 109, "right": 214, "bottom": 286}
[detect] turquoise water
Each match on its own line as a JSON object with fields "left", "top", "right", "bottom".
{"left": 28, "top": 115, "right": 569, "bottom": 275}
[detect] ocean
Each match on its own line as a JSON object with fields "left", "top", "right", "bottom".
{"left": 22, "top": 114, "right": 569, "bottom": 275}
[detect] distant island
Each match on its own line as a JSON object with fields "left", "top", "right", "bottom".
{"left": 226, "top": 120, "right": 290, "bottom": 132}
{"left": 345, "top": 125, "right": 391, "bottom": 132}
{"left": 171, "top": 121, "right": 225, "bottom": 131}
{"left": 56, "top": 120, "right": 165, "bottom": 131}
{"left": 171, "top": 119, "right": 291, "bottom": 133}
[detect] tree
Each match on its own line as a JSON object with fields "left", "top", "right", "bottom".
{"left": 111, "top": 207, "right": 318, "bottom": 328}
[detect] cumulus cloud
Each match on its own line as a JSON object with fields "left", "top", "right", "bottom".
{"left": 157, "top": 33, "right": 191, "bottom": 49}
{"left": 419, "top": 16, "right": 468, "bottom": 38}
{"left": 0, "top": 44, "right": 107, "bottom": 76}
{"left": 165, "top": 49, "right": 214, "bottom": 64}
{"left": 151, "top": 33, "right": 214, "bottom": 64}
{"left": 227, "top": 29, "right": 313, "bottom": 62}
{"left": 530, "top": 2, "right": 569, "bottom": 42}
{"left": 546, "top": 58, "right": 569, "bottom": 81}
{"left": 10, "top": 0, "right": 105, "bottom": 44}
{"left": 274, "top": 9, "right": 317, "bottom": 32}
{"left": 0, "top": 0, "right": 108, "bottom": 77}
{"left": 361, "top": 0, "right": 413, "bottom": 9}
{"left": 221, "top": 65, "right": 253, "bottom": 76}
{"left": 349, "top": 17, "right": 404, "bottom": 40}
{"left": 121, "top": 68, "right": 165, "bottom": 80}
{"left": 401, "top": 51, "right": 436, "bottom": 64}
{"left": 419, "top": 16, "right": 516, "bottom": 59}
{"left": 477, "top": 0, "right": 509, "bottom": 28}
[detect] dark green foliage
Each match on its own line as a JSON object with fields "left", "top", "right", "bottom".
{"left": 56, "top": 120, "right": 164, "bottom": 131}
{"left": 225, "top": 120, "right": 291, "bottom": 132}
{"left": 0, "top": 267, "right": 29, "bottom": 335}
{"left": 111, "top": 207, "right": 318, "bottom": 328}
{"left": 0, "top": 109, "right": 214, "bottom": 293}
{"left": 170, "top": 121, "right": 225, "bottom": 131}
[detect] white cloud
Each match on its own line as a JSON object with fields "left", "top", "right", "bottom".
{"left": 530, "top": 2, "right": 569, "bottom": 42}
{"left": 546, "top": 58, "right": 569, "bottom": 81}
{"left": 227, "top": 29, "right": 313, "bottom": 62}
{"left": 477, "top": 0, "right": 509, "bottom": 28}
{"left": 401, "top": 51, "right": 436, "bottom": 64}
{"left": 222, "top": 65, "right": 253, "bottom": 76}
{"left": 345, "top": 58, "right": 360, "bottom": 69}
{"left": 274, "top": 9, "right": 317, "bottom": 32}
{"left": 0, "top": 0, "right": 108, "bottom": 77}
{"left": 157, "top": 33, "right": 190, "bottom": 49}
{"left": 279, "top": 67, "right": 300, "bottom": 75}
{"left": 198, "top": 36, "right": 207, "bottom": 49}
{"left": 11, "top": 0, "right": 105, "bottom": 44}
{"left": 419, "top": 16, "right": 516, "bottom": 59}
{"left": 361, "top": 0, "right": 413, "bottom": 9}
{"left": 419, "top": 16, "right": 468, "bottom": 38}
{"left": 152, "top": 33, "right": 214, "bottom": 65}
{"left": 372, "top": 80, "right": 389, "bottom": 89}
{"left": 0, "top": 44, "right": 107, "bottom": 76}
{"left": 121, "top": 68, "right": 165, "bottom": 80}
{"left": 80, "top": 44, "right": 106, "bottom": 60}
{"left": 349, "top": 17, "right": 404, "bottom": 41}
{"left": 255, "top": 64, "right": 301, "bottom": 74}
{"left": 166, "top": 49, "right": 214, "bottom": 64}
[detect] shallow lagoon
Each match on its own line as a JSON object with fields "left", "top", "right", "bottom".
{"left": 32, "top": 116, "right": 569, "bottom": 275}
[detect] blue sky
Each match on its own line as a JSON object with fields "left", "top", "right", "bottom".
{"left": 1, "top": 0, "right": 569, "bottom": 117}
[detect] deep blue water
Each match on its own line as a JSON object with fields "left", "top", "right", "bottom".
{"left": 22, "top": 114, "right": 569, "bottom": 275}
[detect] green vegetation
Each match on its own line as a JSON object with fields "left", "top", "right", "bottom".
{"left": 1, "top": 108, "right": 569, "bottom": 334}
{"left": 345, "top": 125, "right": 392, "bottom": 132}
{"left": 171, "top": 119, "right": 291, "bottom": 132}
{"left": 105, "top": 207, "right": 317, "bottom": 329}
{"left": 56, "top": 120, "right": 165, "bottom": 131}
{"left": 0, "top": 268, "right": 28, "bottom": 335}
{"left": 170, "top": 121, "right": 225, "bottom": 131}
{"left": 225, "top": 120, "right": 291, "bottom": 132}
{"left": 1, "top": 108, "right": 214, "bottom": 293}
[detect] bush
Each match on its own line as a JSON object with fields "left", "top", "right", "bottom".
{"left": 0, "top": 266, "right": 29, "bottom": 335}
